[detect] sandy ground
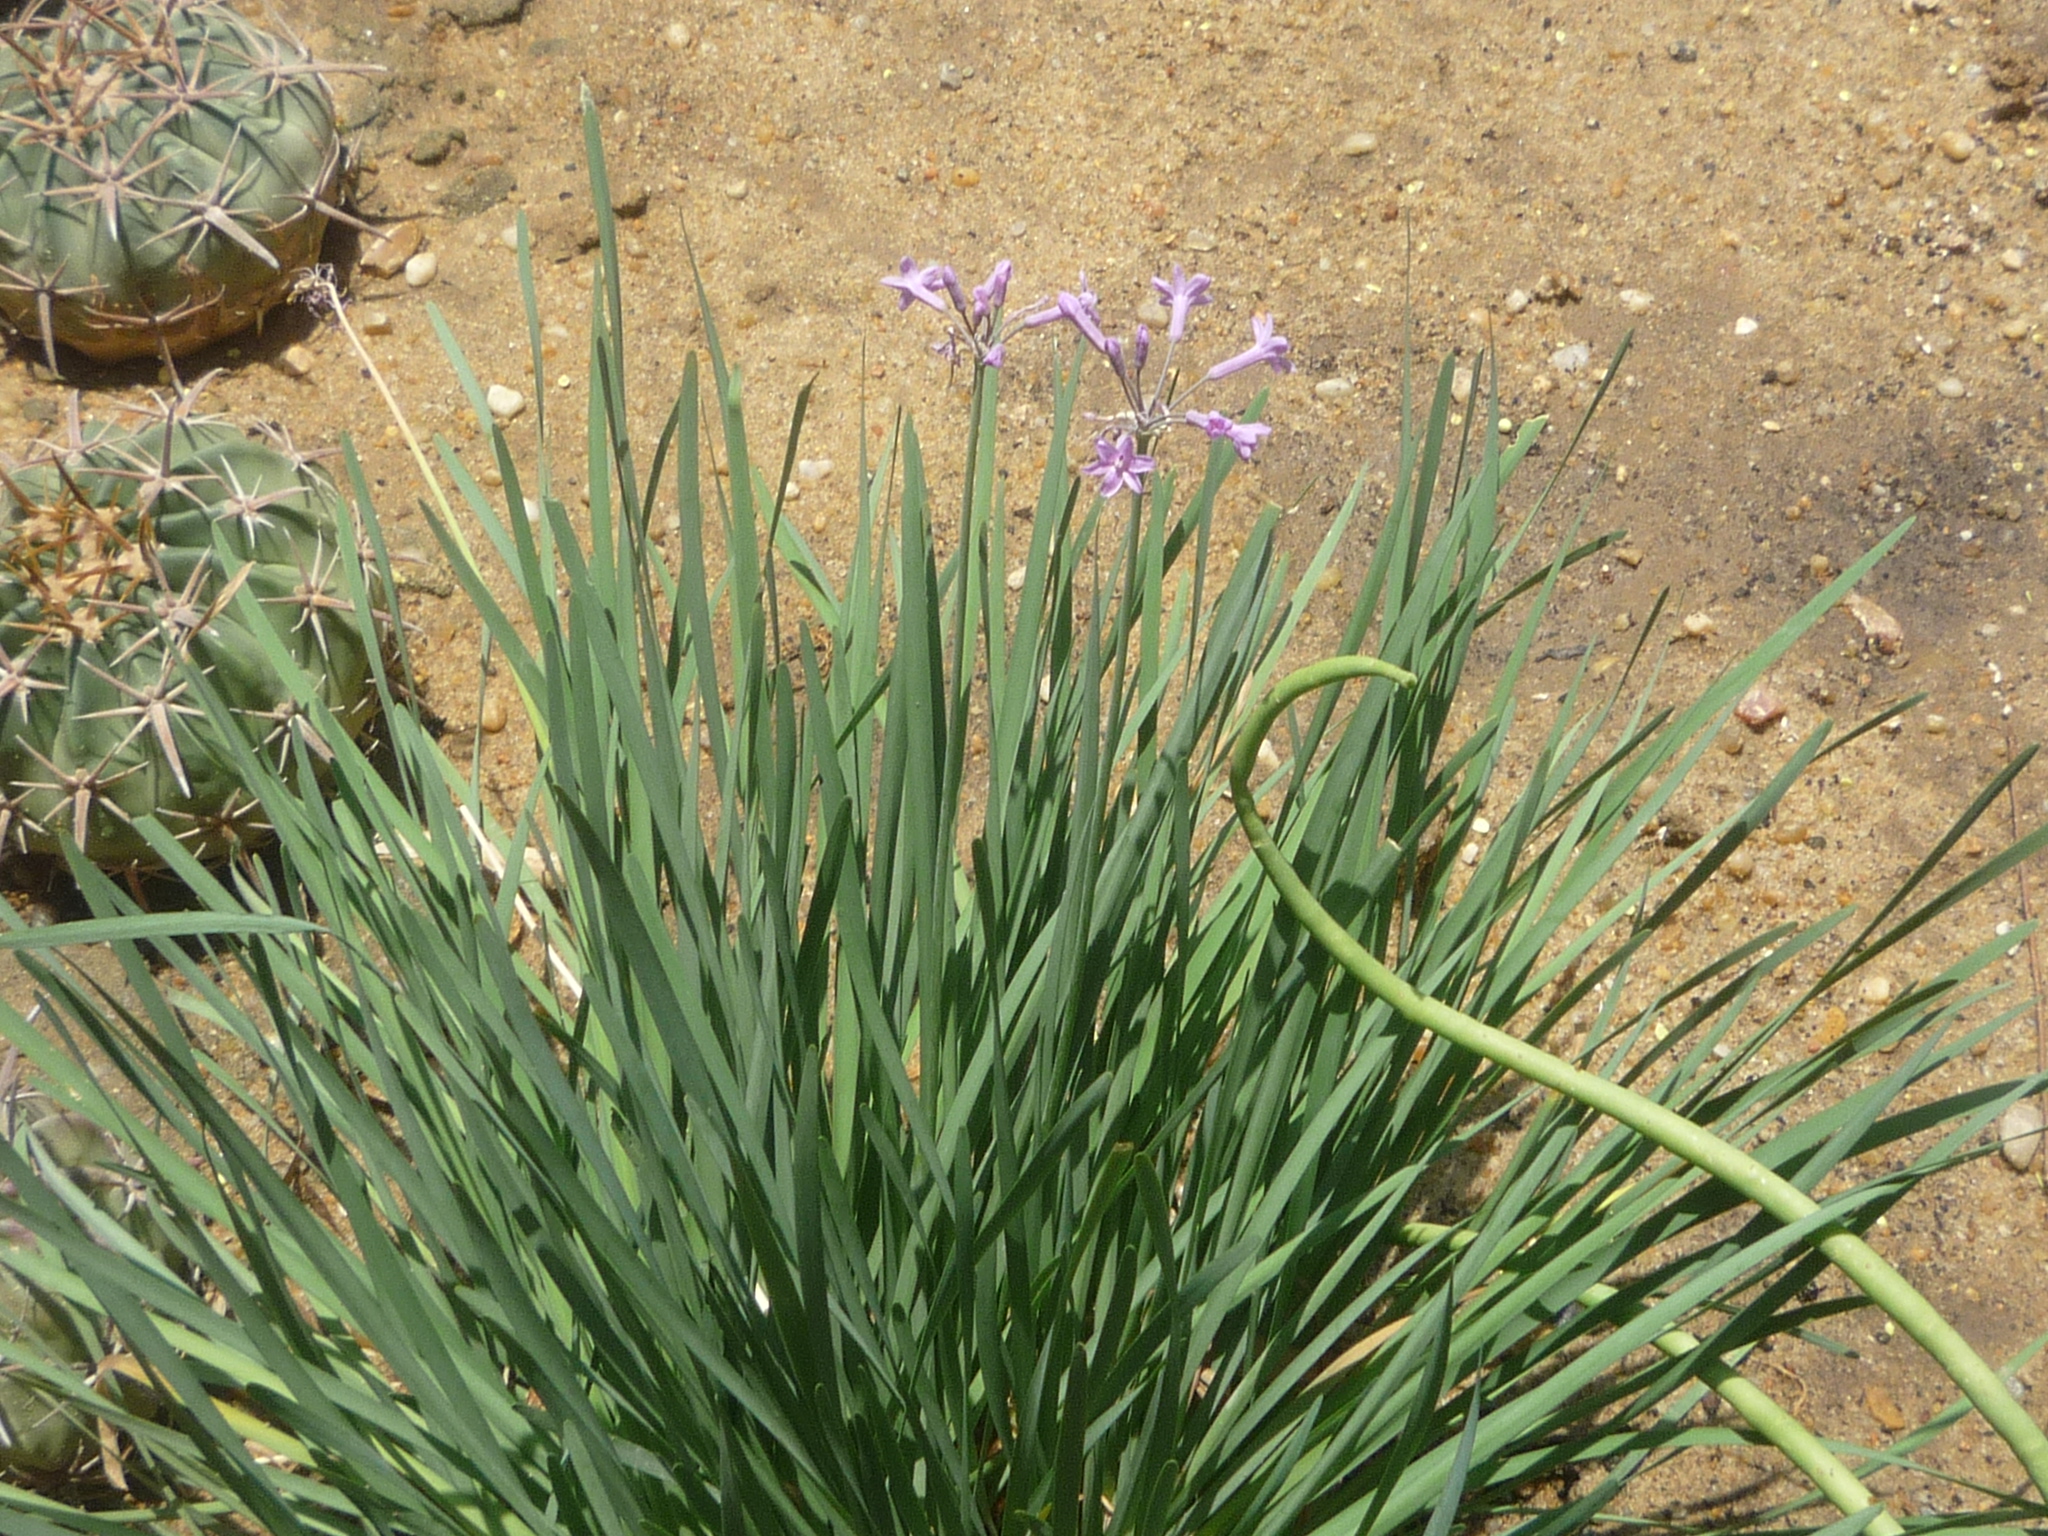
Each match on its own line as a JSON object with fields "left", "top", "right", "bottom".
{"left": 6, "top": 0, "right": 2048, "bottom": 1524}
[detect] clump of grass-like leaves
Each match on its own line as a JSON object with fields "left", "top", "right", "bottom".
{"left": 1, "top": 101, "right": 2045, "bottom": 1535}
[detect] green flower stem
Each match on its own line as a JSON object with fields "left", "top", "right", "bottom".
{"left": 1230, "top": 655, "right": 2048, "bottom": 1502}
{"left": 1399, "top": 1220, "right": 1904, "bottom": 1536}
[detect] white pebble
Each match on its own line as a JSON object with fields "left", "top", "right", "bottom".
{"left": 796, "top": 457, "right": 834, "bottom": 482}
{"left": 500, "top": 224, "right": 521, "bottom": 250}
{"left": 2000, "top": 1102, "right": 2044, "bottom": 1171}
{"left": 1472, "top": 817, "right": 1492, "bottom": 835}
{"left": 1006, "top": 564, "right": 1027, "bottom": 592}
{"left": 404, "top": 250, "right": 439, "bottom": 288}
{"left": 1460, "top": 841, "right": 1480, "bottom": 866}
{"left": 1733, "top": 316, "right": 1759, "bottom": 336}
{"left": 1859, "top": 974, "right": 1895, "bottom": 1006}
{"left": 663, "top": 21, "right": 693, "bottom": 48}
{"left": 277, "top": 343, "right": 316, "bottom": 377}
{"left": 2000, "top": 248, "right": 2028, "bottom": 272}
{"left": 1618, "top": 288, "right": 1655, "bottom": 314}
{"left": 725, "top": 179, "right": 750, "bottom": 200}
{"left": 1503, "top": 288, "right": 1532, "bottom": 315}
{"left": 1550, "top": 341, "right": 1591, "bottom": 373}
{"left": 523, "top": 496, "right": 542, "bottom": 525}
{"left": 487, "top": 384, "right": 527, "bottom": 422}
{"left": 1314, "top": 377, "right": 1354, "bottom": 401}
{"left": 1936, "top": 376, "right": 1966, "bottom": 398}
{"left": 1338, "top": 131, "right": 1378, "bottom": 157}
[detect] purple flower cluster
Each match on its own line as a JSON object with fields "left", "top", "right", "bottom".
{"left": 883, "top": 257, "right": 1290, "bottom": 498}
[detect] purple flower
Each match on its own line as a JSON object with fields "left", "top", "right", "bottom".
{"left": 939, "top": 265, "right": 969, "bottom": 313}
{"left": 1133, "top": 323, "right": 1150, "bottom": 372}
{"left": 883, "top": 257, "right": 950, "bottom": 315}
{"left": 1083, "top": 434, "right": 1155, "bottom": 498}
{"left": 972, "top": 259, "right": 1013, "bottom": 322}
{"left": 1186, "top": 409, "right": 1272, "bottom": 461}
{"left": 984, "top": 342, "right": 1006, "bottom": 369}
{"left": 1203, "top": 313, "right": 1293, "bottom": 382}
{"left": 1055, "top": 279, "right": 1110, "bottom": 354}
{"left": 1151, "top": 264, "right": 1213, "bottom": 342}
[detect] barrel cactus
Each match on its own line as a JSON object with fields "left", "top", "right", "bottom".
{"left": 0, "top": 1113, "right": 132, "bottom": 1484}
{"left": 0, "top": 0, "right": 342, "bottom": 369}
{"left": 0, "top": 408, "right": 383, "bottom": 869}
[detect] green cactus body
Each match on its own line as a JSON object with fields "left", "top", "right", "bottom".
{"left": 0, "top": 413, "right": 382, "bottom": 869}
{"left": 0, "top": 1114, "right": 128, "bottom": 1483}
{"left": 0, "top": 0, "right": 341, "bottom": 367}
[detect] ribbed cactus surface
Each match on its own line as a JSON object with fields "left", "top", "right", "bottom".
{"left": 0, "top": 0, "right": 341, "bottom": 367}
{"left": 0, "top": 409, "right": 382, "bottom": 869}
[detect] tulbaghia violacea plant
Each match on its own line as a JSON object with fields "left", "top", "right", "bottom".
{"left": 885, "top": 256, "right": 1288, "bottom": 496}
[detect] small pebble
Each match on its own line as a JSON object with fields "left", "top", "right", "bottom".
{"left": 360, "top": 221, "right": 423, "bottom": 278}
{"left": 1450, "top": 367, "right": 1474, "bottom": 405}
{"left": 480, "top": 697, "right": 508, "bottom": 734}
{"left": 1006, "top": 564, "right": 1027, "bottom": 592}
{"left": 1314, "top": 377, "right": 1354, "bottom": 401}
{"left": 1872, "top": 161, "right": 1907, "bottom": 190}
{"left": 952, "top": 168, "right": 981, "bottom": 187}
{"left": 1614, "top": 547, "right": 1643, "bottom": 568}
{"left": 663, "top": 20, "right": 693, "bottom": 47}
{"left": 796, "top": 457, "right": 834, "bottom": 482}
{"left": 1923, "top": 713, "right": 1949, "bottom": 736}
{"left": 1936, "top": 376, "right": 1966, "bottom": 398}
{"left": 725, "top": 178, "right": 750, "bottom": 200}
{"left": 1734, "top": 682, "right": 1785, "bottom": 729}
{"left": 1668, "top": 39, "right": 1697, "bottom": 62}
{"left": 1185, "top": 229, "right": 1219, "bottom": 252}
{"left": 1503, "top": 288, "right": 1532, "bottom": 314}
{"left": 2002, "top": 317, "right": 2033, "bottom": 340}
{"left": 1733, "top": 316, "right": 1759, "bottom": 336}
{"left": 1935, "top": 128, "right": 1976, "bottom": 163}
{"left": 1843, "top": 590, "right": 1903, "bottom": 654}
{"left": 486, "top": 384, "right": 527, "bottom": 422}
{"left": 277, "top": 343, "right": 316, "bottom": 377}
{"left": 1472, "top": 817, "right": 1492, "bottom": 836}
{"left": 2000, "top": 1102, "right": 2045, "bottom": 1171}
{"left": 1682, "top": 611, "right": 1717, "bottom": 637}
{"left": 1550, "top": 341, "right": 1591, "bottom": 373}
{"left": 1725, "top": 848, "right": 1756, "bottom": 881}
{"left": 1617, "top": 288, "right": 1655, "bottom": 314}
{"left": 2000, "top": 248, "right": 2029, "bottom": 271}
{"left": 937, "top": 62, "right": 963, "bottom": 90}
{"left": 1611, "top": 610, "right": 1634, "bottom": 632}
{"left": 359, "top": 308, "right": 393, "bottom": 336}
{"left": 1460, "top": 841, "right": 1480, "bottom": 867}
{"left": 1860, "top": 974, "right": 1895, "bottom": 1006}
{"left": 1339, "top": 131, "right": 1379, "bottom": 156}
{"left": 404, "top": 250, "right": 439, "bottom": 288}
{"left": 1764, "top": 360, "right": 1801, "bottom": 384}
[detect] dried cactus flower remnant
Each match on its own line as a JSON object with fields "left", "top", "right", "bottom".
{"left": 0, "top": 0, "right": 342, "bottom": 367}
{"left": 0, "top": 409, "right": 383, "bottom": 869}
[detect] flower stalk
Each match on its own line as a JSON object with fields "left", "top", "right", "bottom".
{"left": 1231, "top": 653, "right": 2048, "bottom": 1505}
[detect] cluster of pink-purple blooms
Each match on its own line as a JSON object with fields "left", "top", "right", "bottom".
{"left": 883, "top": 257, "right": 1292, "bottom": 497}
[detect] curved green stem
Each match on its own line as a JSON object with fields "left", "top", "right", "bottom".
{"left": 1230, "top": 655, "right": 2048, "bottom": 1501}
{"left": 1399, "top": 1220, "right": 1904, "bottom": 1536}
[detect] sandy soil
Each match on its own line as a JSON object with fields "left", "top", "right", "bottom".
{"left": 6, "top": 0, "right": 2048, "bottom": 1525}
